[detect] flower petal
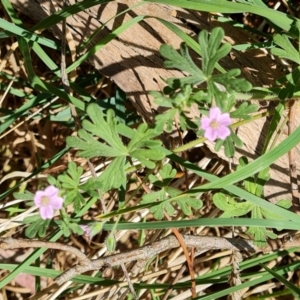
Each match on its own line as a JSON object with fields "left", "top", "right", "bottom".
{"left": 217, "top": 126, "right": 231, "bottom": 140}
{"left": 34, "top": 191, "right": 45, "bottom": 207}
{"left": 50, "top": 196, "right": 64, "bottom": 209}
{"left": 217, "top": 113, "right": 231, "bottom": 126}
{"left": 39, "top": 206, "right": 54, "bottom": 220}
{"left": 44, "top": 185, "right": 59, "bottom": 198}
{"left": 204, "top": 127, "right": 218, "bottom": 142}
{"left": 209, "top": 107, "right": 221, "bottom": 119}
{"left": 200, "top": 117, "right": 212, "bottom": 130}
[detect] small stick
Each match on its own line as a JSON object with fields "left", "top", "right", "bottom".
{"left": 2, "top": 233, "right": 299, "bottom": 286}
{"left": 0, "top": 237, "right": 89, "bottom": 265}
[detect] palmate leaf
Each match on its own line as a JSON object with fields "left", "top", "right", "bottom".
{"left": 230, "top": 102, "right": 259, "bottom": 120}
{"left": 127, "top": 123, "right": 161, "bottom": 151}
{"left": 149, "top": 163, "right": 177, "bottom": 187}
{"left": 95, "top": 156, "right": 126, "bottom": 193}
{"left": 152, "top": 85, "right": 199, "bottom": 132}
{"left": 271, "top": 34, "right": 300, "bottom": 64}
{"left": 57, "top": 162, "right": 85, "bottom": 212}
{"left": 131, "top": 149, "right": 165, "bottom": 169}
{"left": 199, "top": 27, "right": 231, "bottom": 76}
{"left": 213, "top": 182, "right": 292, "bottom": 246}
{"left": 81, "top": 104, "right": 127, "bottom": 154}
{"left": 141, "top": 164, "right": 202, "bottom": 219}
{"left": 160, "top": 42, "right": 206, "bottom": 87}
{"left": 67, "top": 129, "right": 124, "bottom": 158}
{"left": 155, "top": 108, "right": 177, "bottom": 133}
{"left": 213, "top": 193, "right": 253, "bottom": 218}
{"left": 215, "top": 132, "right": 243, "bottom": 158}
{"left": 142, "top": 190, "right": 175, "bottom": 220}
{"left": 66, "top": 104, "right": 167, "bottom": 193}
{"left": 212, "top": 69, "right": 252, "bottom": 93}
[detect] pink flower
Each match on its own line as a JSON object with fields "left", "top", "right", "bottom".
{"left": 80, "top": 225, "right": 91, "bottom": 237}
{"left": 34, "top": 186, "right": 64, "bottom": 220}
{"left": 80, "top": 222, "right": 104, "bottom": 240}
{"left": 201, "top": 107, "right": 231, "bottom": 142}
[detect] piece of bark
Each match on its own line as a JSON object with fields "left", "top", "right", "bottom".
{"left": 10, "top": 0, "right": 298, "bottom": 202}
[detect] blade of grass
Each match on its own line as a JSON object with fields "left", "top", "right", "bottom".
{"left": 261, "top": 264, "right": 300, "bottom": 298}
{"left": 145, "top": 0, "right": 298, "bottom": 35}
{"left": 196, "top": 260, "right": 300, "bottom": 299}
{"left": 30, "top": 0, "right": 112, "bottom": 32}
{"left": 0, "top": 18, "right": 58, "bottom": 49}
{"left": 18, "top": 37, "right": 85, "bottom": 111}
{"left": 100, "top": 218, "right": 300, "bottom": 231}
{"left": 0, "top": 264, "right": 118, "bottom": 284}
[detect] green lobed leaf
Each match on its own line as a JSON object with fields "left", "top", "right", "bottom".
{"left": 160, "top": 43, "right": 206, "bottom": 87}
{"left": 25, "top": 219, "right": 49, "bottom": 238}
{"left": 271, "top": 34, "right": 300, "bottom": 64}
{"left": 83, "top": 105, "right": 127, "bottom": 154}
{"left": 96, "top": 156, "right": 126, "bottom": 193}
{"left": 66, "top": 130, "right": 123, "bottom": 158}
{"left": 230, "top": 102, "right": 259, "bottom": 120}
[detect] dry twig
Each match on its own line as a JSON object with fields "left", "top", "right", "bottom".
{"left": 1, "top": 233, "right": 300, "bottom": 288}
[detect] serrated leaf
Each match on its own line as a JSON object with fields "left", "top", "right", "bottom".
{"left": 160, "top": 43, "right": 206, "bottom": 87}
{"left": 73, "top": 192, "right": 85, "bottom": 213}
{"left": 151, "top": 91, "right": 174, "bottom": 108}
{"left": 230, "top": 102, "right": 259, "bottom": 120}
{"left": 57, "top": 162, "right": 85, "bottom": 212}
{"left": 177, "top": 196, "right": 202, "bottom": 215}
{"left": 142, "top": 190, "right": 165, "bottom": 204}
{"left": 271, "top": 34, "right": 300, "bottom": 64}
{"left": 127, "top": 123, "right": 162, "bottom": 151}
{"left": 83, "top": 104, "right": 127, "bottom": 153}
{"left": 61, "top": 222, "right": 71, "bottom": 237}
{"left": 224, "top": 136, "right": 235, "bottom": 158}
{"left": 199, "top": 27, "right": 231, "bottom": 75}
{"left": 255, "top": 167, "right": 270, "bottom": 197}
{"left": 66, "top": 130, "right": 123, "bottom": 158}
{"left": 96, "top": 156, "right": 126, "bottom": 193}
{"left": 165, "top": 186, "right": 182, "bottom": 198}
{"left": 58, "top": 174, "right": 76, "bottom": 187}
{"left": 38, "top": 221, "right": 48, "bottom": 237}
{"left": 131, "top": 149, "right": 165, "bottom": 169}
{"left": 149, "top": 164, "right": 177, "bottom": 187}
{"left": 64, "top": 190, "right": 77, "bottom": 206}
{"left": 213, "top": 69, "right": 252, "bottom": 93}
{"left": 247, "top": 227, "right": 268, "bottom": 247}
{"left": 142, "top": 187, "right": 201, "bottom": 219}
{"left": 213, "top": 193, "right": 253, "bottom": 217}
{"left": 150, "top": 201, "right": 174, "bottom": 220}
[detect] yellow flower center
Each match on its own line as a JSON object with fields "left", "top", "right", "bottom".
{"left": 210, "top": 120, "right": 219, "bottom": 129}
{"left": 41, "top": 196, "right": 50, "bottom": 206}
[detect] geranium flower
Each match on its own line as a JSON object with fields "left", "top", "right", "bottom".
{"left": 80, "top": 222, "right": 104, "bottom": 240}
{"left": 80, "top": 225, "right": 91, "bottom": 237}
{"left": 34, "top": 185, "right": 64, "bottom": 220}
{"left": 201, "top": 107, "right": 231, "bottom": 142}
